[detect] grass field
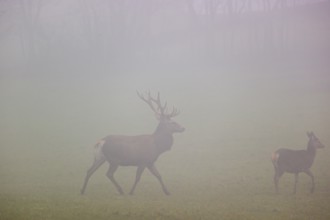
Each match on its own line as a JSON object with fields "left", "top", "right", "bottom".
{"left": 1, "top": 63, "right": 330, "bottom": 220}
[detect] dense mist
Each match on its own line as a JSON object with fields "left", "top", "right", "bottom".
{"left": 1, "top": 1, "right": 330, "bottom": 219}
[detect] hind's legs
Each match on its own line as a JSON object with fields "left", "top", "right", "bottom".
{"left": 304, "top": 170, "right": 315, "bottom": 193}
{"left": 274, "top": 170, "right": 284, "bottom": 194}
{"left": 293, "top": 173, "right": 299, "bottom": 194}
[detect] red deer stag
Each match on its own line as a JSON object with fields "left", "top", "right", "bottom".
{"left": 80, "top": 92, "right": 185, "bottom": 195}
{"left": 271, "top": 132, "right": 325, "bottom": 194}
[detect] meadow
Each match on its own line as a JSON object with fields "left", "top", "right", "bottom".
{"left": 1, "top": 62, "right": 330, "bottom": 220}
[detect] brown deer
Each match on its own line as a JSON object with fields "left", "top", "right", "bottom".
{"left": 80, "top": 92, "right": 185, "bottom": 195}
{"left": 271, "top": 132, "right": 325, "bottom": 194}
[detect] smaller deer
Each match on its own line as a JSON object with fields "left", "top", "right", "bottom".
{"left": 271, "top": 132, "right": 325, "bottom": 194}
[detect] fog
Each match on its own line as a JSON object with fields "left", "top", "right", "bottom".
{"left": 1, "top": 0, "right": 330, "bottom": 219}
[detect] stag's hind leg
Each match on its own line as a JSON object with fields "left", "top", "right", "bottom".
{"left": 81, "top": 156, "right": 106, "bottom": 195}
{"left": 81, "top": 140, "right": 107, "bottom": 195}
{"left": 106, "top": 164, "right": 124, "bottom": 195}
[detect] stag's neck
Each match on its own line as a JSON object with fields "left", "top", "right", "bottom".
{"left": 153, "top": 124, "right": 174, "bottom": 153}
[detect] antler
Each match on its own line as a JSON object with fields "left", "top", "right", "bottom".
{"left": 136, "top": 91, "right": 179, "bottom": 118}
{"left": 168, "top": 106, "right": 180, "bottom": 118}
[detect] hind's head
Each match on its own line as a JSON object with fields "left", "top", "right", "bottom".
{"left": 307, "top": 132, "right": 325, "bottom": 149}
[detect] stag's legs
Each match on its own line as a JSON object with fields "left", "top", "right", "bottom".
{"left": 81, "top": 157, "right": 106, "bottom": 195}
{"left": 148, "top": 164, "right": 170, "bottom": 195}
{"left": 274, "top": 169, "right": 284, "bottom": 194}
{"left": 129, "top": 166, "right": 146, "bottom": 195}
{"left": 293, "top": 173, "right": 299, "bottom": 194}
{"left": 304, "top": 169, "right": 315, "bottom": 193}
{"left": 106, "top": 164, "right": 124, "bottom": 195}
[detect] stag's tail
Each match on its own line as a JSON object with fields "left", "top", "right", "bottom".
{"left": 93, "top": 140, "right": 106, "bottom": 161}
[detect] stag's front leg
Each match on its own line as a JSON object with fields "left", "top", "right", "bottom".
{"left": 148, "top": 164, "right": 170, "bottom": 195}
{"left": 129, "top": 166, "right": 145, "bottom": 195}
{"left": 106, "top": 164, "right": 124, "bottom": 195}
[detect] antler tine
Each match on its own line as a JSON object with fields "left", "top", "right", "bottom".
{"left": 137, "top": 91, "right": 177, "bottom": 117}
{"left": 162, "top": 101, "right": 167, "bottom": 114}
{"left": 168, "top": 106, "right": 180, "bottom": 118}
{"left": 137, "top": 90, "right": 159, "bottom": 115}
{"left": 148, "top": 91, "right": 167, "bottom": 115}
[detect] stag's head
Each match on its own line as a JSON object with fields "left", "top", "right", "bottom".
{"left": 137, "top": 91, "right": 185, "bottom": 134}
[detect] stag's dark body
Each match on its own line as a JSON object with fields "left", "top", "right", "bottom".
{"left": 103, "top": 131, "right": 173, "bottom": 167}
{"left": 272, "top": 132, "right": 324, "bottom": 194}
{"left": 80, "top": 92, "right": 184, "bottom": 195}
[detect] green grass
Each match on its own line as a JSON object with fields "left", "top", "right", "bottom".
{"left": 1, "top": 136, "right": 330, "bottom": 220}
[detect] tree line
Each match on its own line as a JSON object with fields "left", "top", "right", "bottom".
{"left": 0, "top": 0, "right": 328, "bottom": 67}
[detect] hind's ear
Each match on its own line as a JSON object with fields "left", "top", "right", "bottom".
{"left": 307, "top": 131, "right": 315, "bottom": 138}
{"left": 306, "top": 131, "right": 312, "bottom": 137}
